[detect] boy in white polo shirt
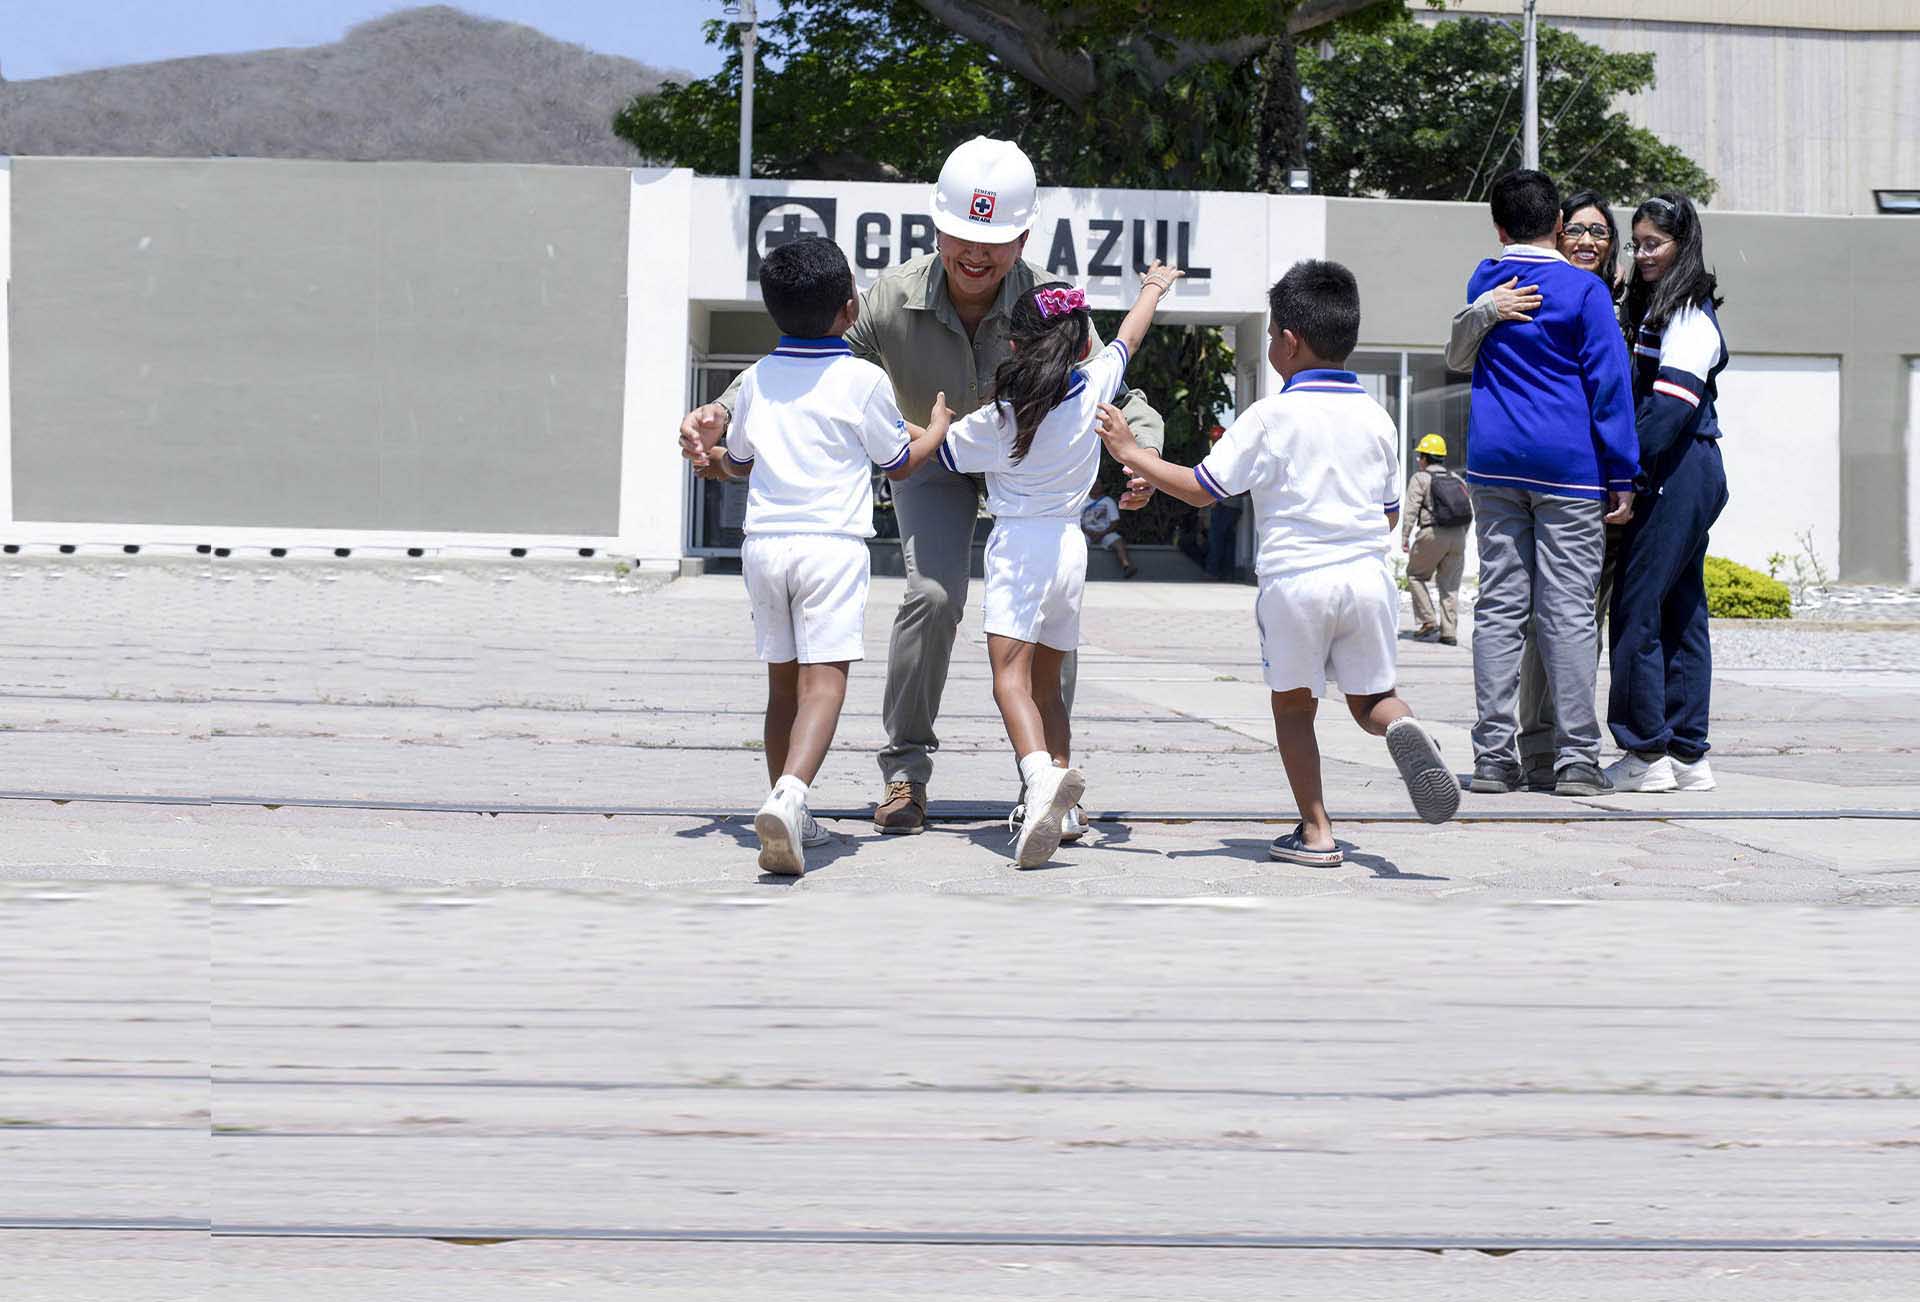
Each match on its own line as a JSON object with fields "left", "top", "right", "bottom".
{"left": 682, "top": 237, "right": 949, "bottom": 875}
{"left": 1097, "top": 260, "right": 1458, "bottom": 864}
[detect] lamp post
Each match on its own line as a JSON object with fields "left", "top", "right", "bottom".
{"left": 725, "top": 0, "right": 758, "bottom": 179}
{"left": 1521, "top": 0, "right": 1539, "bottom": 169}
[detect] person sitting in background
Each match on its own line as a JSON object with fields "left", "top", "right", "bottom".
{"left": 1080, "top": 492, "right": 1138, "bottom": 579}
{"left": 1400, "top": 434, "right": 1471, "bottom": 646}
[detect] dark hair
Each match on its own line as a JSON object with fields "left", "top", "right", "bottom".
{"left": 758, "top": 236, "right": 854, "bottom": 338}
{"left": 991, "top": 281, "right": 1091, "bottom": 463}
{"left": 1559, "top": 188, "right": 1623, "bottom": 297}
{"left": 1623, "top": 192, "right": 1723, "bottom": 334}
{"left": 1490, "top": 169, "right": 1561, "bottom": 242}
{"left": 1268, "top": 259, "right": 1360, "bottom": 364}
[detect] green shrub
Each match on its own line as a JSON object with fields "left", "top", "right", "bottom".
{"left": 1704, "top": 555, "right": 1792, "bottom": 619}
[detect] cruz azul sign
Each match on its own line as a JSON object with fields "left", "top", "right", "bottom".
{"left": 748, "top": 193, "right": 1214, "bottom": 283}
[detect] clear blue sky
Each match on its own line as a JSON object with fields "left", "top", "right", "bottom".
{"left": 0, "top": 1, "right": 777, "bottom": 82}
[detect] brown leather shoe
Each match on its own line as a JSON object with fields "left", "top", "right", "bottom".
{"left": 873, "top": 780, "right": 928, "bottom": 834}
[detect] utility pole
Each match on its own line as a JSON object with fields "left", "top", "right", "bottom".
{"left": 731, "top": 0, "right": 758, "bottom": 179}
{"left": 1521, "top": 0, "right": 1539, "bottom": 169}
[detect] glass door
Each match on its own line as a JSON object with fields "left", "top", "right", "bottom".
{"left": 686, "top": 355, "right": 759, "bottom": 557}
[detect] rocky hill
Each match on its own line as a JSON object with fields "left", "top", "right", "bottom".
{"left": 0, "top": 6, "right": 677, "bottom": 165}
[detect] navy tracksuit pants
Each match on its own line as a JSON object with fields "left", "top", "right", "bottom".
{"left": 1607, "top": 436, "right": 1728, "bottom": 761}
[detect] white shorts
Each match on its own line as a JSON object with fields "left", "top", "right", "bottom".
{"left": 1089, "top": 530, "right": 1122, "bottom": 551}
{"left": 983, "top": 517, "right": 1087, "bottom": 652}
{"left": 741, "top": 533, "right": 869, "bottom": 664}
{"left": 1255, "top": 555, "right": 1399, "bottom": 696}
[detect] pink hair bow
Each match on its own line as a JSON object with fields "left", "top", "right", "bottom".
{"left": 1034, "top": 287, "right": 1086, "bottom": 319}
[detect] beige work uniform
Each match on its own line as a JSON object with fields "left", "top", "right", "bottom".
{"left": 1402, "top": 467, "right": 1469, "bottom": 640}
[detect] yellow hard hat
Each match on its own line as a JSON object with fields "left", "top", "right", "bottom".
{"left": 1415, "top": 434, "right": 1448, "bottom": 457}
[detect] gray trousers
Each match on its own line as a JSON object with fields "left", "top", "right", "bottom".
{"left": 879, "top": 456, "right": 1075, "bottom": 786}
{"left": 1470, "top": 486, "right": 1606, "bottom": 771}
{"left": 1517, "top": 526, "right": 1621, "bottom": 770}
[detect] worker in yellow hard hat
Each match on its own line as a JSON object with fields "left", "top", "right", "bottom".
{"left": 1402, "top": 434, "right": 1471, "bottom": 645}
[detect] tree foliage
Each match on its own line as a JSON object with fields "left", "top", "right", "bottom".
{"left": 614, "top": 2, "right": 996, "bottom": 180}
{"left": 1302, "top": 16, "right": 1717, "bottom": 203}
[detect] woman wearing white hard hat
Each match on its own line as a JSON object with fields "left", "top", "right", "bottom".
{"left": 680, "top": 136, "right": 1168, "bottom": 836}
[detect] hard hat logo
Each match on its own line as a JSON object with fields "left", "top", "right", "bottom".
{"left": 931, "top": 137, "right": 1037, "bottom": 244}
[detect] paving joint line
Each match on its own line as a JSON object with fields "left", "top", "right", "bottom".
{"left": 5, "top": 1222, "right": 1915, "bottom": 1253}
{"left": 2, "top": 790, "right": 1917, "bottom": 823}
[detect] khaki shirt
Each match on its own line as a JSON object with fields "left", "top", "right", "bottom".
{"left": 719, "top": 253, "right": 1164, "bottom": 450}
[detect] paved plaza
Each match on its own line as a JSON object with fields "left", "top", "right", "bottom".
{"left": 1, "top": 556, "right": 1916, "bottom": 900}
{"left": 3, "top": 557, "right": 1917, "bottom": 1298}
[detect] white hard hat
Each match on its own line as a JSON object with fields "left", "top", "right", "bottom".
{"left": 930, "top": 136, "right": 1038, "bottom": 245}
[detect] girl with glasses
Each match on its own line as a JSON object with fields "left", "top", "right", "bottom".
{"left": 1605, "top": 192, "right": 1729, "bottom": 793}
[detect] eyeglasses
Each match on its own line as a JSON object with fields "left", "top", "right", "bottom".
{"left": 1629, "top": 238, "right": 1675, "bottom": 257}
{"left": 1562, "top": 223, "right": 1611, "bottom": 241}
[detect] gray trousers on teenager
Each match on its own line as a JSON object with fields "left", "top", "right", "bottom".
{"left": 1516, "top": 525, "right": 1621, "bottom": 772}
{"left": 878, "top": 455, "right": 1075, "bottom": 786}
{"left": 1470, "top": 486, "right": 1607, "bottom": 772}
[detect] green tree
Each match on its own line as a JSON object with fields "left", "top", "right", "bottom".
{"left": 1302, "top": 15, "right": 1717, "bottom": 203}
{"left": 615, "top": 1, "right": 1393, "bottom": 190}
{"left": 614, "top": 2, "right": 998, "bottom": 180}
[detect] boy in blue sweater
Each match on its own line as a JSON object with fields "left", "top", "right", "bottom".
{"left": 1464, "top": 170, "right": 1639, "bottom": 797}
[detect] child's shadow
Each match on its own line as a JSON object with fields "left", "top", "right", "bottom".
{"left": 672, "top": 815, "right": 866, "bottom": 882}
{"left": 1173, "top": 838, "right": 1449, "bottom": 881}
{"left": 957, "top": 815, "right": 1161, "bottom": 869}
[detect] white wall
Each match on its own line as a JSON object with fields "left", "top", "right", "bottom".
{"left": 1908, "top": 359, "right": 1920, "bottom": 586}
{"left": 1712, "top": 355, "right": 1841, "bottom": 575}
{"left": 0, "top": 156, "right": 12, "bottom": 527}
{"left": 619, "top": 168, "right": 693, "bottom": 562}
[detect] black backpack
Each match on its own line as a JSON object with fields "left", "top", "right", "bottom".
{"left": 1427, "top": 469, "right": 1473, "bottom": 528}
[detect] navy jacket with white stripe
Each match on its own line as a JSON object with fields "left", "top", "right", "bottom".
{"left": 1464, "top": 245, "right": 1640, "bottom": 501}
{"left": 1631, "top": 300, "right": 1727, "bottom": 485}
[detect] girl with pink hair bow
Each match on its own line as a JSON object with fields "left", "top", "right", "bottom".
{"left": 932, "top": 261, "right": 1183, "bottom": 866}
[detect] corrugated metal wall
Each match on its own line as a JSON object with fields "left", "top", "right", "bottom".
{"left": 1431, "top": 12, "right": 1920, "bottom": 215}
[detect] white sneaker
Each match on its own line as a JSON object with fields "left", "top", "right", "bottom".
{"left": 1602, "top": 752, "right": 1678, "bottom": 793}
{"left": 1013, "top": 802, "right": 1088, "bottom": 843}
{"left": 753, "top": 790, "right": 806, "bottom": 875}
{"left": 798, "top": 808, "right": 834, "bottom": 847}
{"left": 1670, "top": 756, "right": 1716, "bottom": 791}
{"left": 1012, "top": 765, "right": 1086, "bottom": 869}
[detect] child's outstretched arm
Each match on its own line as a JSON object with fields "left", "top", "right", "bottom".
{"left": 1095, "top": 402, "right": 1212, "bottom": 508}
{"left": 1111, "top": 262, "right": 1185, "bottom": 359}
{"left": 886, "top": 391, "right": 953, "bottom": 482}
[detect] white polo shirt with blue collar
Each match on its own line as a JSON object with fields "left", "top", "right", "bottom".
{"left": 937, "top": 339, "right": 1130, "bottom": 520}
{"left": 725, "top": 336, "right": 912, "bottom": 538}
{"left": 1196, "top": 367, "right": 1402, "bottom": 579}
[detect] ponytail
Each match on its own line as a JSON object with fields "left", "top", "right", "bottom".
{"left": 992, "top": 282, "right": 1091, "bottom": 463}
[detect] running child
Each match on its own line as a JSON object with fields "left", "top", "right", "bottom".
{"left": 681, "top": 236, "right": 949, "bottom": 875}
{"left": 1095, "top": 260, "right": 1459, "bottom": 865}
{"left": 936, "top": 262, "right": 1184, "bottom": 868}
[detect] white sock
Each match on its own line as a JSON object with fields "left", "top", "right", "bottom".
{"left": 1018, "top": 751, "right": 1055, "bottom": 789}
{"left": 773, "top": 775, "right": 809, "bottom": 804}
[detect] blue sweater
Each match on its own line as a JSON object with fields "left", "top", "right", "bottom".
{"left": 1465, "top": 246, "right": 1639, "bottom": 501}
